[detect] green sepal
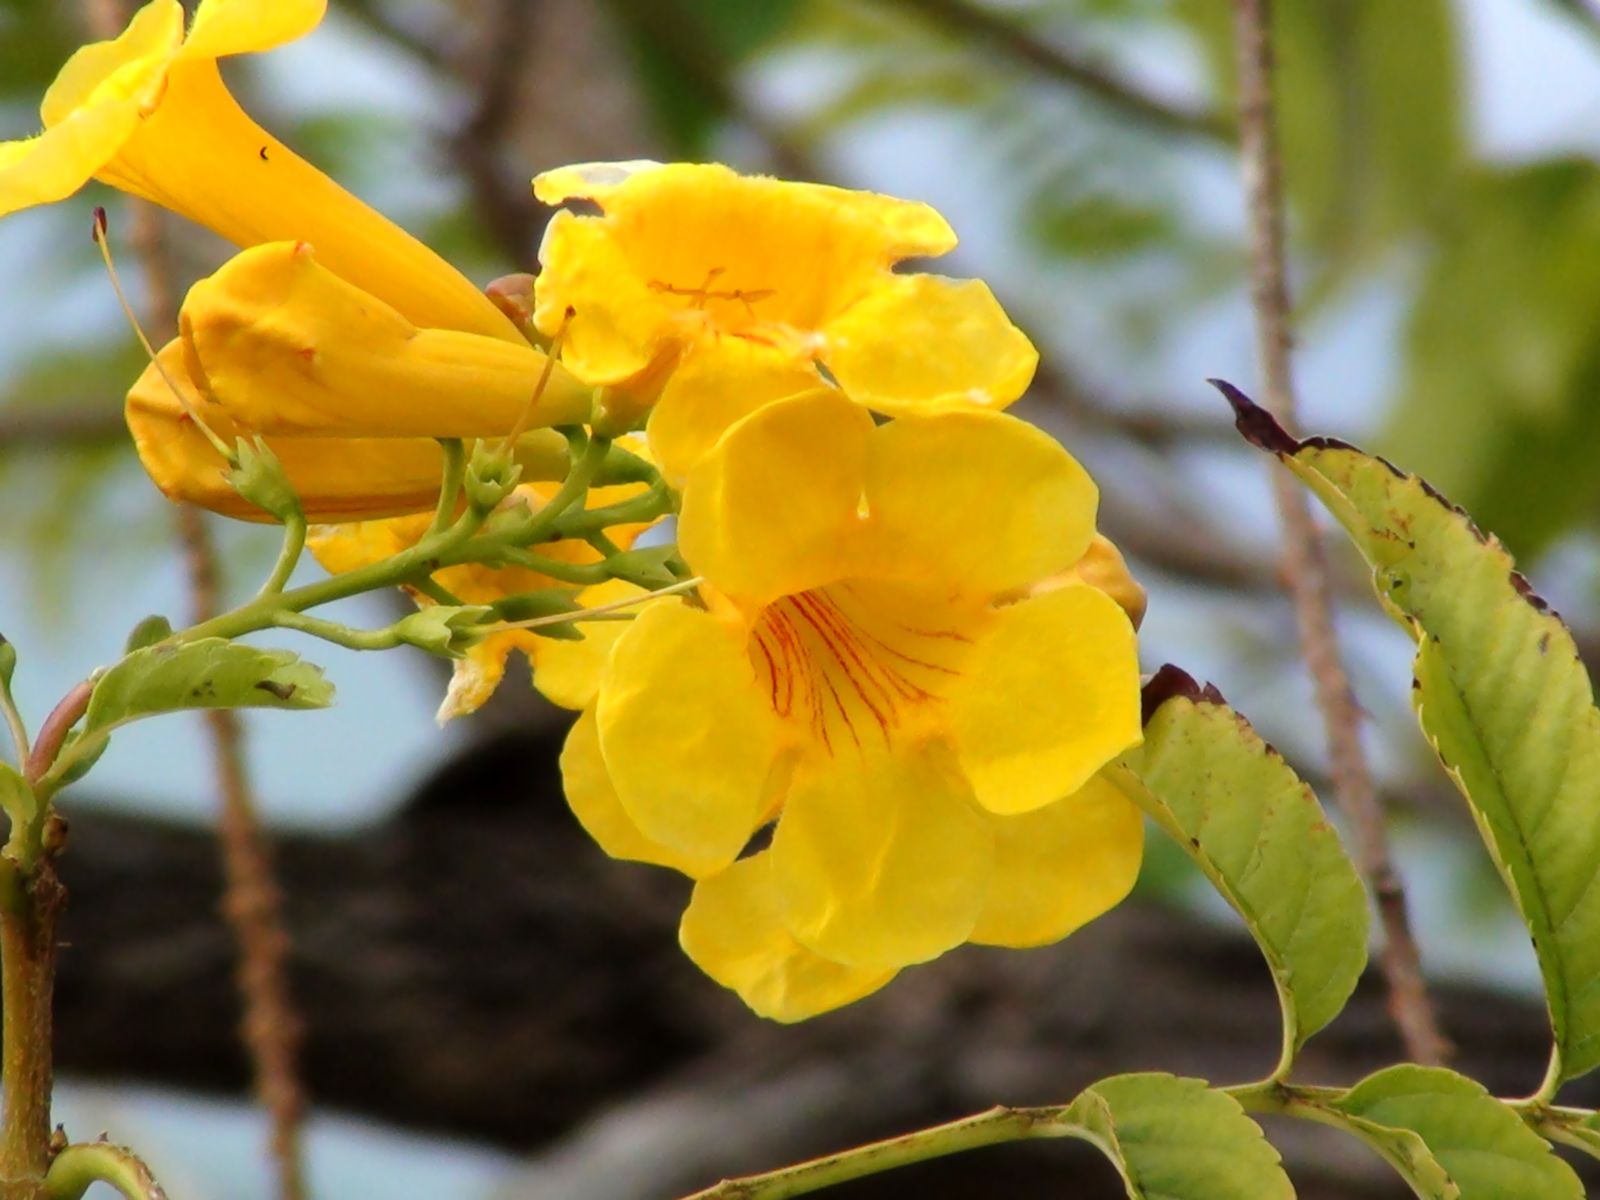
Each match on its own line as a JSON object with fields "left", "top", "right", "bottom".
{"left": 123, "top": 615, "right": 173, "bottom": 654}
{"left": 464, "top": 439, "right": 523, "bottom": 513}
{"left": 1220, "top": 380, "right": 1600, "bottom": 1085}
{"left": 225, "top": 437, "right": 303, "bottom": 524}
{"left": 1063, "top": 1074, "right": 1295, "bottom": 1199}
{"left": 391, "top": 606, "right": 495, "bottom": 658}
{"left": 1327, "top": 1066, "right": 1581, "bottom": 1198}
{"left": 1109, "top": 668, "right": 1369, "bottom": 1071}
{"left": 490, "top": 588, "right": 581, "bottom": 624}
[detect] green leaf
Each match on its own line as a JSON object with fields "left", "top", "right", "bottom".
{"left": 1222, "top": 381, "right": 1600, "bottom": 1084}
{"left": 1109, "top": 668, "right": 1369, "bottom": 1068}
{"left": 1328, "top": 1066, "right": 1581, "bottom": 1199}
{"left": 86, "top": 638, "right": 335, "bottom": 740}
{"left": 123, "top": 615, "right": 173, "bottom": 655}
{"left": 1063, "top": 1074, "right": 1294, "bottom": 1199}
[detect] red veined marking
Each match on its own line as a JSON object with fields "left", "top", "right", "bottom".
{"left": 813, "top": 591, "right": 958, "bottom": 684}
{"left": 792, "top": 591, "right": 929, "bottom": 713}
{"left": 786, "top": 594, "right": 895, "bottom": 739}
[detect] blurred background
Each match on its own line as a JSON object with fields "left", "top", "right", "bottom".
{"left": 4, "top": 0, "right": 1600, "bottom": 1196}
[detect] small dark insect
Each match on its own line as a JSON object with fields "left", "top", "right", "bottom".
{"left": 259, "top": 145, "right": 269, "bottom": 162}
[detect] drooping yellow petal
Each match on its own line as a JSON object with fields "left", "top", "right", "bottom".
{"left": 1061, "top": 534, "right": 1147, "bottom": 629}
{"left": 562, "top": 708, "right": 728, "bottom": 877}
{"left": 821, "top": 275, "right": 1037, "bottom": 416}
{"left": 181, "top": 0, "right": 326, "bottom": 60}
{"left": 596, "top": 601, "right": 782, "bottom": 869}
{"left": 680, "top": 853, "right": 897, "bottom": 1021}
{"left": 180, "top": 242, "right": 590, "bottom": 437}
{"left": 860, "top": 408, "right": 1098, "bottom": 596}
{"left": 126, "top": 340, "right": 513, "bottom": 522}
{"left": 772, "top": 741, "right": 993, "bottom": 969}
{"left": 40, "top": 0, "right": 182, "bottom": 125}
{"left": 678, "top": 390, "right": 871, "bottom": 606}
{"left": 436, "top": 630, "right": 539, "bottom": 723}
{"left": 968, "top": 775, "right": 1144, "bottom": 948}
{"left": 947, "top": 584, "right": 1142, "bottom": 816}
{"left": 646, "top": 339, "right": 824, "bottom": 485}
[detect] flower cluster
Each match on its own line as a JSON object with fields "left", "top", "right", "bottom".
{"left": 5, "top": 0, "right": 1148, "bottom": 1019}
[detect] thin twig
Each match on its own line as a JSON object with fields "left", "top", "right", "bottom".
{"left": 82, "top": 1, "right": 313, "bottom": 1187}
{"left": 877, "top": 0, "right": 1232, "bottom": 142}
{"left": 1230, "top": 0, "right": 1448, "bottom": 1067}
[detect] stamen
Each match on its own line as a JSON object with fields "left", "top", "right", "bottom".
{"left": 492, "top": 575, "right": 703, "bottom": 633}
{"left": 92, "top": 208, "right": 236, "bottom": 464}
{"left": 500, "top": 305, "right": 574, "bottom": 452}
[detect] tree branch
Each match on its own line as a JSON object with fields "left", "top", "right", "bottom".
{"left": 1230, "top": 0, "right": 1448, "bottom": 1067}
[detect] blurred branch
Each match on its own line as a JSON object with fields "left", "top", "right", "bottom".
{"left": 1231, "top": 0, "right": 1447, "bottom": 1068}
{"left": 873, "top": 0, "right": 1233, "bottom": 142}
{"left": 0, "top": 409, "right": 125, "bottom": 446}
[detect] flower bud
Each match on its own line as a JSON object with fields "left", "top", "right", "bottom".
{"left": 391, "top": 606, "right": 495, "bottom": 658}
{"left": 463, "top": 439, "right": 524, "bottom": 513}
{"left": 225, "top": 437, "right": 304, "bottom": 524}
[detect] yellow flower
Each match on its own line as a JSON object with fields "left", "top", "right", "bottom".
{"left": 531, "top": 162, "right": 1038, "bottom": 480}
{"left": 564, "top": 390, "right": 1144, "bottom": 1019}
{"left": 2, "top": 0, "right": 514, "bottom": 340}
{"left": 126, "top": 340, "right": 577, "bottom": 523}
{"left": 308, "top": 480, "right": 658, "bottom": 721}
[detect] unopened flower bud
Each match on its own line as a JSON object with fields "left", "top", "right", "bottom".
{"left": 225, "top": 437, "right": 303, "bottom": 524}
{"left": 392, "top": 606, "right": 494, "bottom": 657}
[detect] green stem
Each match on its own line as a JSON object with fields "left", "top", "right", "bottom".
{"left": 552, "top": 480, "right": 672, "bottom": 538}
{"left": 677, "top": 1105, "right": 1075, "bottom": 1200}
{"left": 268, "top": 611, "right": 403, "bottom": 652}
{"left": 513, "top": 432, "right": 613, "bottom": 545}
{"left": 1529, "top": 1047, "right": 1565, "bottom": 1107}
{"left": 494, "top": 548, "right": 611, "bottom": 585}
{"left": 412, "top": 578, "right": 466, "bottom": 607}
{"left": 0, "top": 862, "right": 63, "bottom": 1197}
{"left": 429, "top": 439, "right": 467, "bottom": 534}
{"left": 257, "top": 512, "right": 307, "bottom": 598}
{"left": 0, "top": 684, "right": 26, "bottom": 772}
{"left": 43, "top": 1143, "right": 167, "bottom": 1200}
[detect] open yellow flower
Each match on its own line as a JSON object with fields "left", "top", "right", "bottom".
{"left": 309, "top": 480, "right": 659, "bottom": 721}
{"left": 564, "top": 390, "right": 1144, "bottom": 1018}
{"left": 2, "top": 0, "right": 514, "bottom": 340}
{"left": 532, "top": 162, "right": 1039, "bottom": 480}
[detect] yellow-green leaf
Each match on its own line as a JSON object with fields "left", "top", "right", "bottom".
{"left": 1221, "top": 380, "right": 1600, "bottom": 1084}
{"left": 1328, "top": 1066, "right": 1580, "bottom": 1199}
{"left": 1064, "top": 1074, "right": 1295, "bottom": 1200}
{"left": 1110, "top": 668, "right": 1369, "bottom": 1070}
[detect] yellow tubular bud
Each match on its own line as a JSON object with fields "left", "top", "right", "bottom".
{"left": 179, "top": 242, "right": 592, "bottom": 438}
{"left": 127, "top": 341, "right": 572, "bottom": 522}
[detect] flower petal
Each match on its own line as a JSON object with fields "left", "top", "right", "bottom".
{"left": 533, "top": 210, "right": 674, "bottom": 386}
{"left": 646, "top": 340, "right": 824, "bottom": 485}
{"left": 532, "top": 159, "right": 663, "bottom": 204}
{"left": 1060, "top": 533, "right": 1146, "bottom": 629}
{"left": 127, "top": 339, "right": 542, "bottom": 522}
{"left": 182, "top": 0, "right": 326, "bottom": 60}
{"left": 948, "top": 584, "right": 1142, "bottom": 816}
{"left": 681, "top": 853, "right": 897, "bottom": 1021}
{"left": 678, "top": 390, "right": 871, "bottom": 606}
{"left": 969, "top": 774, "right": 1144, "bottom": 947}
{"left": 861, "top": 408, "right": 1098, "bottom": 596}
{"left": 0, "top": 101, "right": 143, "bottom": 219}
{"left": 772, "top": 741, "right": 992, "bottom": 969}
{"left": 562, "top": 708, "right": 727, "bottom": 876}
{"left": 596, "top": 601, "right": 781, "bottom": 869}
{"left": 436, "top": 631, "right": 535, "bottom": 723}
{"left": 533, "top": 580, "right": 645, "bottom": 711}
{"left": 821, "top": 275, "right": 1037, "bottom": 416}
{"left": 181, "top": 242, "right": 589, "bottom": 437}
{"left": 40, "top": 0, "right": 183, "bottom": 126}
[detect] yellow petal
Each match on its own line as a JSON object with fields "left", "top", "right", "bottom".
{"left": 41, "top": 0, "right": 182, "bottom": 126}
{"left": 861, "top": 408, "right": 1098, "bottom": 596}
{"left": 126, "top": 340, "right": 506, "bottom": 522}
{"left": 596, "top": 601, "right": 781, "bottom": 869}
{"left": 100, "top": 60, "right": 517, "bottom": 341}
{"left": 771, "top": 741, "right": 993, "bottom": 969}
{"left": 437, "top": 631, "right": 535, "bottom": 723}
{"left": 969, "top": 774, "right": 1144, "bottom": 947}
{"left": 646, "top": 340, "right": 823, "bottom": 485}
{"left": 678, "top": 390, "right": 871, "bottom": 606}
{"left": 533, "top": 209, "right": 676, "bottom": 386}
{"left": 532, "top": 580, "right": 643, "bottom": 711}
{"left": 0, "top": 102, "right": 143, "bottom": 219}
{"left": 562, "top": 708, "right": 727, "bottom": 877}
{"left": 948, "top": 584, "right": 1142, "bottom": 816}
{"left": 182, "top": 0, "right": 326, "bottom": 60}
{"left": 681, "top": 853, "right": 896, "bottom": 1021}
{"left": 822, "top": 274, "right": 1037, "bottom": 416}
{"left": 532, "top": 159, "right": 664, "bottom": 205}
{"left": 181, "top": 242, "right": 590, "bottom": 437}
